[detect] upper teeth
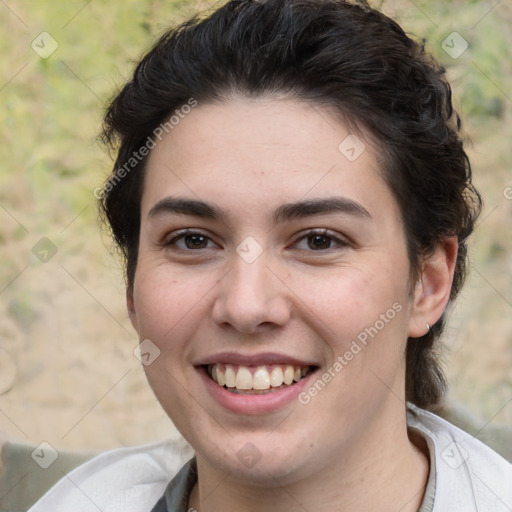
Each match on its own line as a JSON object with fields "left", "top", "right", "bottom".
{"left": 209, "top": 364, "right": 309, "bottom": 391}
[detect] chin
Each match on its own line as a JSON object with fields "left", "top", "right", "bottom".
{"left": 194, "top": 432, "right": 319, "bottom": 487}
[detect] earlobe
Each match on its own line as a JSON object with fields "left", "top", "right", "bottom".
{"left": 407, "top": 237, "right": 458, "bottom": 338}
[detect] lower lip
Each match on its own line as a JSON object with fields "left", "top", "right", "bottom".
{"left": 198, "top": 367, "right": 316, "bottom": 415}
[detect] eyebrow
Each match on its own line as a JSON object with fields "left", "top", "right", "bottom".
{"left": 148, "top": 197, "right": 226, "bottom": 221}
{"left": 147, "top": 196, "right": 371, "bottom": 224}
{"left": 274, "top": 197, "right": 371, "bottom": 224}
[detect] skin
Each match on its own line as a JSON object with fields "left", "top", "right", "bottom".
{"left": 128, "top": 97, "right": 457, "bottom": 512}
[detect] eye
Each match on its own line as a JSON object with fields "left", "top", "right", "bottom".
{"left": 293, "top": 230, "right": 348, "bottom": 251}
{"left": 166, "top": 230, "right": 219, "bottom": 250}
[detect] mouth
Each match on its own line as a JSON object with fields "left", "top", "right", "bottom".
{"left": 205, "top": 363, "right": 315, "bottom": 395}
{"left": 196, "top": 354, "right": 319, "bottom": 414}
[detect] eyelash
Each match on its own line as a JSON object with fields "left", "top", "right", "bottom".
{"left": 164, "top": 229, "right": 349, "bottom": 252}
{"left": 291, "top": 229, "right": 349, "bottom": 252}
{"left": 165, "top": 229, "right": 218, "bottom": 251}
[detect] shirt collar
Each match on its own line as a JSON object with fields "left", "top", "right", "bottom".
{"left": 152, "top": 457, "right": 197, "bottom": 512}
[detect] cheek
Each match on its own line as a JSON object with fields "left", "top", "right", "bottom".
{"left": 132, "top": 266, "right": 217, "bottom": 411}
{"left": 132, "top": 263, "right": 216, "bottom": 347}
{"left": 288, "top": 264, "right": 409, "bottom": 340}
{"left": 293, "top": 270, "right": 410, "bottom": 413}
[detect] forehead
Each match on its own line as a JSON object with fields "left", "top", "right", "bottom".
{"left": 141, "top": 97, "right": 399, "bottom": 224}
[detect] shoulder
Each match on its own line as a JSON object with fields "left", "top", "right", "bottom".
{"left": 28, "top": 438, "right": 193, "bottom": 512}
{"left": 408, "top": 404, "right": 512, "bottom": 512}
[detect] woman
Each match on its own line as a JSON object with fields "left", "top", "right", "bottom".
{"left": 29, "top": 0, "right": 512, "bottom": 510}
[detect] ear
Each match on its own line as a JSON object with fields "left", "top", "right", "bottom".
{"left": 127, "top": 286, "right": 140, "bottom": 333}
{"left": 407, "top": 236, "right": 458, "bottom": 338}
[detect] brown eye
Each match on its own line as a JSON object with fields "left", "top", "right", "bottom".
{"left": 184, "top": 234, "right": 209, "bottom": 249}
{"left": 166, "top": 231, "right": 218, "bottom": 251}
{"left": 307, "top": 234, "right": 333, "bottom": 250}
{"left": 292, "top": 230, "right": 349, "bottom": 252}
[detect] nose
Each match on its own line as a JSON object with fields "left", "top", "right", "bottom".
{"left": 212, "top": 254, "right": 291, "bottom": 334}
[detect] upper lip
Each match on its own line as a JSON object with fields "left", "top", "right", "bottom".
{"left": 194, "top": 352, "right": 318, "bottom": 367}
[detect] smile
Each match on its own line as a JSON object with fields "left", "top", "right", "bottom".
{"left": 207, "top": 364, "right": 313, "bottom": 394}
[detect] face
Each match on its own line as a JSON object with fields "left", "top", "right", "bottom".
{"left": 128, "top": 97, "right": 429, "bottom": 484}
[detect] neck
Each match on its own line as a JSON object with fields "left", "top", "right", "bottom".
{"left": 189, "top": 405, "right": 429, "bottom": 512}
